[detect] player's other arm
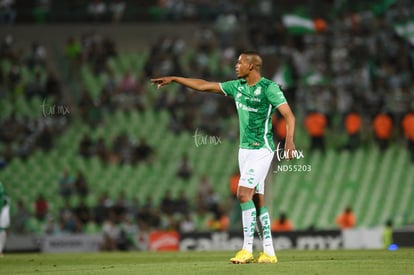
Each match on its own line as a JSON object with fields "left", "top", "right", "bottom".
{"left": 151, "top": 76, "right": 224, "bottom": 94}
{"left": 278, "top": 103, "right": 296, "bottom": 158}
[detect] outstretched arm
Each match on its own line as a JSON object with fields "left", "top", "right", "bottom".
{"left": 278, "top": 103, "right": 296, "bottom": 159}
{"left": 151, "top": 76, "right": 224, "bottom": 94}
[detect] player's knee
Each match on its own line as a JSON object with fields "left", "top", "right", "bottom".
{"left": 237, "top": 189, "right": 252, "bottom": 203}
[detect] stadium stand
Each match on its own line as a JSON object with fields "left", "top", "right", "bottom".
{"left": 2, "top": 105, "right": 413, "bottom": 231}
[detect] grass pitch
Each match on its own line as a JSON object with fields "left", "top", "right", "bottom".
{"left": 1, "top": 249, "right": 413, "bottom": 275}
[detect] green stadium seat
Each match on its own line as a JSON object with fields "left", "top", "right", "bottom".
{"left": 26, "top": 217, "right": 43, "bottom": 235}
{"left": 84, "top": 221, "right": 101, "bottom": 234}
{"left": 106, "top": 57, "right": 119, "bottom": 74}
{"left": 0, "top": 99, "right": 12, "bottom": 118}
{"left": 81, "top": 65, "right": 101, "bottom": 100}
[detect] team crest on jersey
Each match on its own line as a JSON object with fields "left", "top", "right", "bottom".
{"left": 254, "top": 87, "right": 262, "bottom": 96}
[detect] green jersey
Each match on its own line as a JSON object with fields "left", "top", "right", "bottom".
{"left": 220, "top": 77, "right": 287, "bottom": 150}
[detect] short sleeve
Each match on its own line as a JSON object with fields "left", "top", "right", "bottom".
{"left": 219, "top": 80, "right": 239, "bottom": 97}
{"left": 266, "top": 83, "right": 287, "bottom": 108}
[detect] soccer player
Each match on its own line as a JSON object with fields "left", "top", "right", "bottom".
{"left": 151, "top": 51, "right": 296, "bottom": 264}
{"left": 0, "top": 182, "right": 10, "bottom": 257}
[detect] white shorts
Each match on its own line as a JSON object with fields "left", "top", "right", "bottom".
{"left": 238, "top": 148, "right": 274, "bottom": 194}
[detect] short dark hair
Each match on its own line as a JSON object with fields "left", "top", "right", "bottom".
{"left": 239, "top": 50, "right": 262, "bottom": 70}
{"left": 239, "top": 50, "right": 261, "bottom": 57}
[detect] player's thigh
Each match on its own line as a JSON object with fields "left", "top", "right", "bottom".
{"left": 238, "top": 148, "right": 274, "bottom": 191}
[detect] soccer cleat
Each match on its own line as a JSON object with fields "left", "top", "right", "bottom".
{"left": 230, "top": 249, "right": 254, "bottom": 264}
{"left": 256, "top": 252, "right": 278, "bottom": 264}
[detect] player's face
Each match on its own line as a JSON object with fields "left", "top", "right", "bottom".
{"left": 235, "top": 54, "right": 251, "bottom": 78}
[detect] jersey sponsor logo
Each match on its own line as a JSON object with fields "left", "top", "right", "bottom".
{"left": 246, "top": 97, "right": 261, "bottom": 102}
{"left": 236, "top": 102, "right": 258, "bottom": 112}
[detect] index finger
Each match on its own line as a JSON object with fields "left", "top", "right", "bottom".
{"left": 150, "top": 78, "right": 162, "bottom": 84}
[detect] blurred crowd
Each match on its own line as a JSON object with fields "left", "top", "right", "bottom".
{"left": 78, "top": 133, "right": 154, "bottom": 165}
{"left": 10, "top": 168, "right": 233, "bottom": 251}
{"left": 0, "top": 33, "right": 68, "bottom": 164}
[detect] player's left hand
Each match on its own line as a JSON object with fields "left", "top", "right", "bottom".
{"left": 284, "top": 140, "right": 296, "bottom": 160}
